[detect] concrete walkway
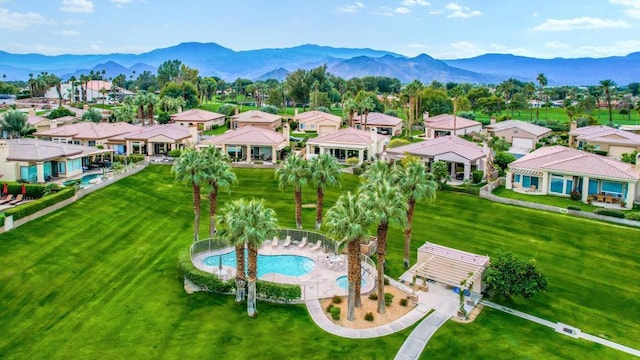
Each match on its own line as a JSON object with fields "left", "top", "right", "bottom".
{"left": 482, "top": 300, "right": 640, "bottom": 357}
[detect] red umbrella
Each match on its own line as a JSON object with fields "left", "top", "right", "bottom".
{"left": 21, "top": 183, "right": 26, "bottom": 195}
{"left": 2, "top": 183, "right": 6, "bottom": 196}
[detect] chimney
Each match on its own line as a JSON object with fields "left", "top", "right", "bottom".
{"left": 283, "top": 123, "right": 290, "bottom": 147}
{"left": 50, "top": 119, "right": 58, "bottom": 129}
{"left": 490, "top": 117, "right": 496, "bottom": 125}
{"left": 234, "top": 107, "right": 239, "bottom": 115}
{"left": 28, "top": 108, "right": 36, "bottom": 116}
{"left": 370, "top": 127, "right": 378, "bottom": 157}
{"left": 570, "top": 121, "right": 577, "bottom": 132}
{"left": 423, "top": 111, "right": 429, "bottom": 120}
{"left": 188, "top": 125, "right": 198, "bottom": 144}
{"left": 294, "top": 108, "right": 298, "bottom": 117}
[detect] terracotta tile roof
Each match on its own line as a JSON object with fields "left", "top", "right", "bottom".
{"left": 569, "top": 125, "right": 640, "bottom": 146}
{"left": 6, "top": 138, "right": 111, "bottom": 162}
{"left": 424, "top": 114, "right": 482, "bottom": 130}
{"left": 308, "top": 127, "right": 387, "bottom": 146}
{"left": 383, "top": 135, "right": 485, "bottom": 161}
{"left": 485, "top": 120, "right": 552, "bottom": 137}
{"left": 510, "top": 145, "right": 640, "bottom": 181}
{"left": 199, "top": 126, "right": 285, "bottom": 146}
{"left": 26, "top": 115, "right": 49, "bottom": 127}
{"left": 294, "top": 110, "right": 341, "bottom": 124}
{"left": 34, "top": 122, "right": 139, "bottom": 140}
{"left": 108, "top": 124, "right": 191, "bottom": 141}
{"left": 231, "top": 110, "right": 282, "bottom": 123}
{"left": 170, "top": 109, "right": 225, "bottom": 122}
{"left": 85, "top": 80, "right": 112, "bottom": 92}
{"left": 353, "top": 112, "right": 402, "bottom": 126}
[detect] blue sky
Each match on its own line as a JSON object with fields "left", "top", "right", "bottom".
{"left": 0, "top": 0, "right": 639, "bottom": 59}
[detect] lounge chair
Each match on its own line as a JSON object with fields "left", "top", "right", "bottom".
{"left": 310, "top": 240, "right": 322, "bottom": 251}
{"left": 9, "top": 194, "right": 23, "bottom": 206}
{"left": 0, "top": 194, "right": 14, "bottom": 205}
{"left": 271, "top": 236, "right": 279, "bottom": 247}
{"left": 283, "top": 235, "right": 291, "bottom": 247}
{"left": 297, "top": 236, "right": 308, "bottom": 248}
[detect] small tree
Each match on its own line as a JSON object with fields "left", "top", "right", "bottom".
{"left": 388, "top": 138, "right": 410, "bottom": 148}
{"left": 483, "top": 252, "right": 548, "bottom": 298}
{"left": 431, "top": 161, "right": 450, "bottom": 189}
{"left": 493, "top": 151, "right": 516, "bottom": 176}
{"left": 0, "top": 110, "right": 28, "bottom": 138}
{"left": 82, "top": 108, "right": 103, "bottom": 123}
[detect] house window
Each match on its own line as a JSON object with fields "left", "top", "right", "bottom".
{"left": 602, "top": 181, "right": 623, "bottom": 196}
{"left": 58, "top": 162, "right": 66, "bottom": 174}
{"left": 588, "top": 179, "right": 599, "bottom": 195}
{"left": 88, "top": 140, "right": 96, "bottom": 146}
{"left": 19, "top": 165, "right": 37, "bottom": 182}
{"left": 594, "top": 144, "right": 601, "bottom": 150}
{"left": 565, "top": 179, "right": 573, "bottom": 195}
{"left": 550, "top": 175, "right": 564, "bottom": 194}
{"left": 514, "top": 174, "right": 521, "bottom": 183}
{"left": 522, "top": 175, "right": 539, "bottom": 189}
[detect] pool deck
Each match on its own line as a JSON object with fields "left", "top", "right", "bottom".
{"left": 192, "top": 239, "right": 376, "bottom": 300}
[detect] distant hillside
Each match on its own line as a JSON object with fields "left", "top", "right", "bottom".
{"left": 0, "top": 41, "right": 637, "bottom": 85}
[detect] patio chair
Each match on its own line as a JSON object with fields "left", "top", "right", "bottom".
{"left": 310, "top": 240, "right": 322, "bottom": 251}
{"left": 9, "top": 194, "right": 23, "bottom": 206}
{"left": 271, "top": 236, "right": 279, "bottom": 247}
{"left": 283, "top": 235, "right": 292, "bottom": 247}
{"left": 297, "top": 236, "right": 308, "bottom": 248}
{"left": 0, "top": 194, "right": 14, "bottom": 205}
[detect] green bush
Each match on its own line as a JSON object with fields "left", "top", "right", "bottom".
{"left": 384, "top": 292, "right": 394, "bottom": 306}
{"left": 624, "top": 212, "right": 640, "bottom": 221}
{"left": 113, "top": 154, "right": 145, "bottom": 164}
{"left": 256, "top": 281, "right": 301, "bottom": 302}
{"left": 326, "top": 304, "right": 335, "bottom": 313}
{"left": 383, "top": 277, "right": 389, "bottom": 285}
{"left": 593, "top": 208, "right": 625, "bottom": 218}
{"left": 471, "top": 170, "right": 484, "bottom": 184}
{"left": 399, "top": 298, "right": 408, "bottom": 306}
{"left": 332, "top": 295, "right": 342, "bottom": 304}
{"left": 567, "top": 205, "right": 581, "bottom": 211}
{"left": 168, "top": 149, "right": 182, "bottom": 158}
{"left": 593, "top": 150, "right": 608, "bottom": 156}
{"left": 352, "top": 167, "right": 364, "bottom": 176}
{"left": 47, "top": 107, "right": 75, "bottom": 119}
{"left": 364, "top": 312, "right": 374, "bottom": 321}
{"left": 570, "top": 191, "right": 581, "bottom": 201}
{"left": 5, "top": 187, "right": 75, "bottom": 222}
{"left": 177, "top": 250, "right": 235, "bottom": 294}
{"left": 388, "top": 138, "right": 410, "bottom": 148}
{"left": 3, "top": 182, "right": 46, "bottom": 199}
{"left": 330, "top": 306, "right": 341, "bottom": 320}
{"left": 368, "top": 293, "right": 378, "bottom": 300}
{"left": 345, "top": 157, "right": 359, "bottom": 166}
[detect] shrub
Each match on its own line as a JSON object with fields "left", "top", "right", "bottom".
{"left": 345, "top": 157, "right": 359, "bottom": 166}
{"left": 567, "top": 205, "right": 581, "bottom": 211}
{"left": 364, "top": 312, "right": 374, "bottom": 321}
{"left": 326, "top": 303, "right": 335, "bottom": 313}
{"left": 570, "top": 191, "right": 581, "bottom": 201}
{"left": 330, "top": 306, "right": 341, "bottom": 320}
{"left": 389, "top": 138, "right": 410, "bottom": 148}
{"left": 260, "top": 105, "right": 279, "bottom": 114}
{"left": 47, "top": 107, "right": 75, "bottom": 119}
{"left": 157, "top": 112, "right": 170, "bottom": 124}
{"left": 384, "top": 292, "right": 394, "bottom": 306}
{"left": 457, "top": 111, "right": 475, "bottom": 120}
{"left": 256, "top": 281, "right": 301, "bottom": 302}
{"left": 593, "top": 150, "right": 608, "bottom": 156}
{"left": 168, "top": 149, "right": 182, "bottom": 158}
{"left": 368, "top": 293, "right": 378, "bottom": 300}
{"left": 178, "top": 250, "right": 235, "bottom": 294}
{"left": 332, "top": 295, "right": 342, "bottom": 304}
{"left": 624, "top": 212, "right": 640, "bottom": 221}
{"left": 217, "top": 104, "right": 237, "bottom": 117}
{"left": 383, "top": 277, "right": 389, "bottom": 285}
{"left": 471, "top": 170, "right": 484, "bottom": 184}
{"left": 399, "top": 298, "right": 409, "bottom": 306}
{"left": 593, "top": 208, "right": 625, "bottom": 218}
{"left": 5, "top": 187, "right": 75, "bottom": 222}
{"left": 315, "top": 106, "right": 331, "bottom": 113}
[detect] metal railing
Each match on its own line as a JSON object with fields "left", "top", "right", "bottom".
{"left": 189, "top": 237, "right": 229, "bottom": 259}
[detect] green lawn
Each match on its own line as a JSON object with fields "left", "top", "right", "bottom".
{"left": 203, "top": 125, "right": 230, "bottom": 136}
{"left": 492, "top": 186, "right": 604, "bottom": 213}
{"left": 474, "top": 107, "right": 640, "bottom": 126}
{"left": 0, "top": 166, "right": 638, "bottom": 359}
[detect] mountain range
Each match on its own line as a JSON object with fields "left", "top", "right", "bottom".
{"left": 0, "top": 42, "right": 638, "bottom": 86}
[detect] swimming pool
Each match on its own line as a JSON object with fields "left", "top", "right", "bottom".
{"left": 203, "top": 250, "right": 315, "bottom": 278}
{"left": 335, "top": 275, "right": 366, "bottom": 289}
{"left": 80, "top": 174, "right": 102, "bottom": 188}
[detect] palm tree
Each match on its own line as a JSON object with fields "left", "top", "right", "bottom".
{"left": 309, "top": 153, "right": 341, "bottom": 230}
{"left": 201, "top": 146, "right": 237, "bottom": 238}
{"left": 524, "top": 82, "right": 536, "bottom": 121}
{"left": 402, "top": 80, "right": 424, "bottom": 137}
{"left": 536, "top": 73, "right": 547, "bottom": 121}
{"left": 219, "top": 202, "right": 247, "bottom": 303}
{"left": 600, "top": 79, "right": 617, "bottom": 126}
{"left": 324, "top": 191, "right": 372, "bottom": 321}
{"left": 398, "top": 160, "right": 437, "bottom": 268}
{"left": 134, "top": 91, "right": 147, "bottom": 124}
{"left": 0, "top": 110, "right": 28, "bottom": 138}
{"left": 172, "top": 148, "right": 206, "bottom": 242}
{"left": 275, "top": 154, "right": 309, "bottom": 229}
{"left": 146, "top": 93, "right": 159, "bottom": 125}
{"left": 361, "top": 179, "right": 407, "bottom": 314}
{"left": 222, "top": 198, "right": 278, "bottom": 316}
{"left": 359, "top": 97, "right": 375, "bottom": 129}
{"left": 343, "top": 98, "right": 358, "bottom": 128}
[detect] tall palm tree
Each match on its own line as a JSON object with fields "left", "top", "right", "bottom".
{"left": 219, "top": 202, "right": 247, "bottom": 303}
{"left": 600, "top": 79, "right": 617, "bottom": 126}
{"left": 172, "top": 148, "right": 206, "bottom": 242}
{"left": 309, "top": 153, "right": 341, "bottom": 230}
{"left": 402, "top": 80, "right": 423, "bottom": 138}
{"left": 222, "top": 198, "right": 278, "bottom": 317}
{"left": 201, "top": 146, "right": 237, "bottom": 238}
{"left": 325, "top": 191, "right": 372, "bottom": 320}
{"left": 362, "top": 179, "right": 407, "bottom": 314}
{"left": 275, "top": 154, "right": 309, "bottom": 229}
{"left": 398, "top": 160, "right": 437, "bottom": 268}
{"left": 146, "top": 93, "right": 159, "bottom": 125}
{"left": 524, "top": 82, "right": 536, "bottom": 121}
{"left": 536, "top": 73, "right": 547, "bottom": 121}
{"left": 343, "top": 98, "right": 358, "bottom": 128}
{"left": 134, "top": 91, "right": 147, "bottom": 124}
{"left": 359, "top": 97, "right": 375, "bottom": 128}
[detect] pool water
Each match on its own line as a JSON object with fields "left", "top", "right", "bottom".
{"left": 80, "top": 174, "right": 102, "bottom": 188}
{"left": 203, "top": 250, "right": 315, "bottom": 278}
{"left": 336, "top": 275, "right": 366, "bottom": 289}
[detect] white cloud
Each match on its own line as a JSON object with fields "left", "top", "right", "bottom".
{"left": 429, "top": 10, "right": 443, "bottom": 14}
{"left": 60, "top": 0, "right": 94, "bottom": 13}
{"left": 489, "top": 43, "right": 507, "bottom": 51}
{"left": 0, "top": 8, "right": 47, "bottom": 30}
{"left": 534, "top": 17, "right": 630, "bottom": 31}
{"left": 402, "top": 0, "right": 429, "bottom": 6}
{"left": 445, "top": 3, "right": 462, "bottom": 11}
{"left": 337, "top": 2, "right": 364, "bottom": 13}
{"left": 395, "top": 7, "right": 410, "bottom": 14}
{"left": 576, "top": 39, "right": 640, "bottom": 57}
{"left": 545, "top": 41, "right": 570, "bottom": 49}
{"left": 610, "top": 0, "right": 640, "bottom": 18}
{"left": 443, "top": 3, "right": 481, "bottom": 18}
{"left": 55, "top": 29, "right": 80, "bottom": 36}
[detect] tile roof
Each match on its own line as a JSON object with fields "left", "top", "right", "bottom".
{"left": 384, "top": 135, "right": 485, "bottom": 161}
{"left": 199, "top": 126, "right": 285, "bottom": 146}
{"left": 26, "top": 115, "right": 49, "bottom": 127}
{"left": 509, "top": 145, "right": 640, "bottom": 181}
{"left": 424, "top": 114, "right": 482, "bottom": 130}
{"left": 34, "top": 122, "right": 139, "bottom": 140}
{"left": 485, "top": 120, "right": 552, "bottom": 137}
{"left": 308, "top": 127, "right": 387, "bottom": 146}
{"left": 108, "top": 124, "right": 191, "bottom": 141}
{"left": 6, "top": 138, "right": 111, "bottom": 162}
{"left": 569, "top": 125, "right": 640, "bottom": 146}
{"left": 170, "top": 109, "right": 225, "bottom": 122}
{"left": 231, "top": 110, "right": 282, "bottom": 123}
{"left": 294, "top": 110, "right": 341, "bottom": 124}
{"left": 353, "top": 112, "right": 402, "bottom": 126}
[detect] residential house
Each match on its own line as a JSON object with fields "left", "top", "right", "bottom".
{"left": 306, "top": 127, "right": 388, "bottom": 165}
{"left": 45, "top": 80, "right": 133, "bottom": 103}
{"left": 0, "top": 139, "right": 113, "bottom": 183}
{"left": 170, "top": 109, "right": 226, "bottom": 132}
{"left": 197, "top": 125, "right": 288, "bottom": 164}
{"left": 505, "top": 145, "right": 640, "bottom": 209}
{"left": 230, "top": 110, "right": 282, "bottom": 131}
{"left": 568, "top": 123, "right": 640, "bottom": 159}
{"left": 423, "top": 113, "right": 482, "bottom": 139}
{"left": 294, "top": 110, "right": 341, "bottom": 135}
{"left": 27, "top": 113, "right": 78, "bottom": 134}
{"left": 107, "top": 124, "right": 197, "bottom": 156}
{"left": 484, "top": 119, "right": 552, "bottom": 156}
{"left": 34, "top": 122, "right": 139, "bottom": 148}
{"left": 382, "top": 135, "right": 487, "bottom": 182}
{"left": 353, "top": 112, "right": 403, "bottom": 136}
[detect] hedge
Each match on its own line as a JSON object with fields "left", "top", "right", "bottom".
{"left": 256, "top": 281, "right": 301, "bottom": 302}
{"left": 593, "top": 208, "right": 625, "bottom": 218}
{"left": 3, "top": 182, "right": 46, "bottom": 198}
{"left": 624, "top": 212, "right": 640, "bottom": 221}
{"left": 446, "top": 184, "right": 480, "bottom": 196}
{"left": 3, "top": 187, "right": 76, "bottom": 224}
